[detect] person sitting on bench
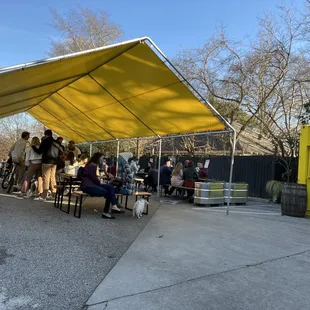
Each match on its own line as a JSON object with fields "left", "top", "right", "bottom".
{"left": 146, "top": 167, "right": 158, "bottom": 192}
{"left": 160, "top": 159, "right": 172, "bottom": 196}
{"left": 81, "top": 152, "right": 124, "bottom": 219}
{"left": 183, "top": 160, "right": 198, "bottom": 202}
{"left": 168, "top": 162, "right": 184, "bottom": 196}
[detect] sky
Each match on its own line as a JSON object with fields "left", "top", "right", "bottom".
{"left": 0, "top": 0, "right": 305, "bottom": 68}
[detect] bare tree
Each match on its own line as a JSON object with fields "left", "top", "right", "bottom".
{"left": 174, "top": 4, "right": 308, "bottom": 164}
{"left": 0, "top": 114, "right": 43, "bottom": 160}
{"left": 49, "top": 7, "right": 123, "bottom": 56}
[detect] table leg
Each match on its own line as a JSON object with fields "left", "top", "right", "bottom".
{"left": 59, "top": 180, "right": 65, "bottom": 212}
{"left": 67, "top": 177, "right": 73, "bottom": 214}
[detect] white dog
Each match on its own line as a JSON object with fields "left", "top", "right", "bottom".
{"left": 132, "top": 199, "right": 149, "bottom": 218}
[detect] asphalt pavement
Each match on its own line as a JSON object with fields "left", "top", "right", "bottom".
{"left": 0, "top": 193, "right": 159, "bottom": 310}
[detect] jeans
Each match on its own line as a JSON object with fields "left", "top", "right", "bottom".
{"left": 83, "top": 184, "right": 118, "bottom": 213}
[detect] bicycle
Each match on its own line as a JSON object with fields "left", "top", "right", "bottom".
{"left": 0, "top": 162, "right": 10, "bottom": 179}
{"left": 2, "top": 163, "right": 17, "bottom": 193}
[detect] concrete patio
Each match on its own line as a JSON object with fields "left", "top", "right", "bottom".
{"left": 85, "top": 200, "right": 310, "bottom": 310}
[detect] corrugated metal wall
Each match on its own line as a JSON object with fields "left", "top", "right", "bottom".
{"left": 139, "top": 155, "right": 298, "bottom": 198}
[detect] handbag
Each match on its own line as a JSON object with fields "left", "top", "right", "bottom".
{"left": 111, "top": 178, "right": 123, "bottom": 187}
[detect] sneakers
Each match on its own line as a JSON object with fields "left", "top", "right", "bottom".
{"left": 15, "top": 195, "right": 23, "bottom": 200}
{"left": 12, "top": 191, "right": 22, "bottom": 195}
{"left": 13, "top": 185, "right": 21, "bottom": 191}
{"left": 34, "top": 196, "right": 44, "bottom": 201}
{"left": 44, "top": 196, "right": 55, "bottom": 201}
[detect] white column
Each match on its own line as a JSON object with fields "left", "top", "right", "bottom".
{"left": 157, "top": 138, "right": 162, "bottom": 198}
{"left": 89, "top": 143, "right": 93, "bottom": 157}
{"left": 116, "top": 140, "right": 120, "bottom": 177}
{"left": 226, "top": 130, "right": 236, "bottom": 215}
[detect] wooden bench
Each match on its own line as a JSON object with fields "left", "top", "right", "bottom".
{"left": 72, "top": 191, "right": 89, "bottom": 218}
{"left": 72, "top": 191, "right": 151, "bottom": 218}
{"left": 54, "top": 184, "right": 82, "bottom": 213}
{"left": 54, "top": 185, "right": 64, "bottom": 209}
{"left": 162, "top": 184, "right": 194, "bottom": 196}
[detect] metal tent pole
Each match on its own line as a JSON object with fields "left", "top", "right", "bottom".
{"left": 157, "top": 138, "right": 162, "bottom": 198}
{"left": 89, "top": 143, "right": 93, "bottom": 157}
{"left": 226, "top": 129, "right": 236, "bottom": 215}
{"left": 116, "top": 140, "right": 120, "bottom": 177}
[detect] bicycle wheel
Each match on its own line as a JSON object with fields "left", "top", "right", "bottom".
{"left": 5, "top": 165, "right": 17, "bottom": 193}
{"left": 7, "top": 167, "right": 17, "bottom": 193}
{"left": 2, "top": 171, "right": 12, "bottom": 189}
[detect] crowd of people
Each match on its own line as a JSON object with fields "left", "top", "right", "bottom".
{"left": 7, "top": 131, "right": 141, "bottom": 219}
{"left": 158, "top": 159, "right": 208, "bottom": 202}
{"left": 9, "top": 130, "right": 84, "bottom": 201}
{"left": 7, "top": 130, "right": 209, "bottom": 215}
{"left": 141, "top": 158, "right": 208, "bottom": 202}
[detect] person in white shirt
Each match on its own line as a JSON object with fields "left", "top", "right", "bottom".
{"left": 16, "top": 137, "right": 43, "bottom": 199}
{"left": 68, "top": 140, "right": 81, "bottom": 159}
{"left": 10, "top": 131, "right": 30, "bottom": 189}
{"left": 129, "top": 157, "right": 139, "bottom": 175}
{"left": 64, "top": 151, "right": 79, "bottom": 175}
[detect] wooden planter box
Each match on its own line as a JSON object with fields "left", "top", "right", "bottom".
{"left": 194, "top": 182, "right": 224, "bottom": 206}
{"left": 224, "top": 183, "right": 248, "bottom": 204}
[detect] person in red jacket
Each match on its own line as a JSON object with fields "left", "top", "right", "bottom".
{"left": 197, "top": 162, "right": 208, "bottom": 179}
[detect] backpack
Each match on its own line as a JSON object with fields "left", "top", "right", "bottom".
{"left": 47, "top": 141, "right": 63, "bottom": 160}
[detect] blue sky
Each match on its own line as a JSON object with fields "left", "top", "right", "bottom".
{"left": 0, "top": 0, "right": 305, "bottom": 68}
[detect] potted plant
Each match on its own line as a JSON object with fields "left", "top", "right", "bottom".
{"left": 266, "top": 180, "right": 283, "bottom": 203}
{"left": 194, "top": 180, "right": 224, "bottom": 206}
{"left": 224, "top": 182, "right": 248, "bottom": 205}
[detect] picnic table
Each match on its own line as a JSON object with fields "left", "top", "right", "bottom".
{"left": 56, "top": 173, "right": 81, "bottom": 213}
{"left": 56, "top": 172, "right": 112, "bottom": 213}
{"left": 134, "top": 177, "right": 144, "bottom": 192}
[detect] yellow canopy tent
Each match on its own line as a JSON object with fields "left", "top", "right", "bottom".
{"left": 0, "top": 37, "right": 236, "bottom": 213}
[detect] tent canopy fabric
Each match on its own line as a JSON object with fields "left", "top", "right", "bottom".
{"left": 0, "top": 37, "right": 228, "bottom": 143}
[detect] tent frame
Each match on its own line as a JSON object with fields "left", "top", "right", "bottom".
{"left": 71, "top": 38, "right": 236, "bottom": 215}
{"left": 1, "top": 36, "right": 236, "bottom": 214}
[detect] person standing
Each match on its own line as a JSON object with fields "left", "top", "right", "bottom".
{"left": 68, "top": 140, "right": 81, "bottom": 159}
{"left": 33, "top": 129, "right": 63, "bottom": 200}
{"left": 16, "top": 137, "right": 43, "bottom": 199}
{"left": 11, "top": 131, "right": 30, "bottom": 190}
{"left": 118, "top": 152, "right": 135, "bottom": 195}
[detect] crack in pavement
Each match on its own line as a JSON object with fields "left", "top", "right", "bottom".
{"left": 86, "top": 248, "right": 310, "bottom": 307}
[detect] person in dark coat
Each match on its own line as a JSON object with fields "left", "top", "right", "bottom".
{"left": 160, "top": 159, "right": 172, "bottom": 195}
{"left": 183, "top": 160, "right": 198, "bottom": 202}
{"left": 147, "top": 168, "right": 158, "bottom": 192}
